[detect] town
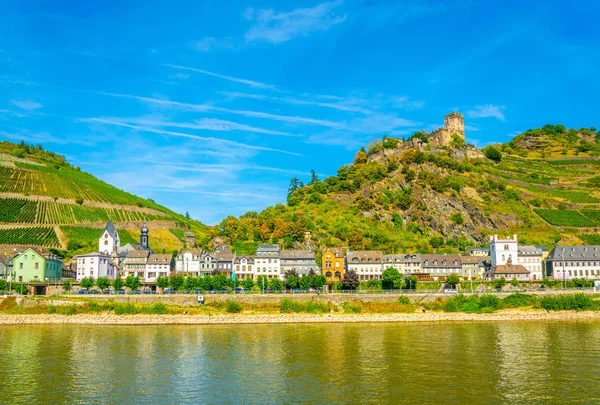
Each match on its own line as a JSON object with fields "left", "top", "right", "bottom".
{"left": 1, "top": 220, "right": 599, "bottom": 295}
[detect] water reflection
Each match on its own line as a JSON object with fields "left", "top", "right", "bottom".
{"left": 0, "top": 322, "right": 599, "bottom": 404}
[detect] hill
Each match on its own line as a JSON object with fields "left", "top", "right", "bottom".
{"left": 0, "top": 141, "right": 209, "bottom": 257}
{"left": 208, "top": 124, "right": 600, "bottom": 256}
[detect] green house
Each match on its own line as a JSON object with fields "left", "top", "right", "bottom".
{"left": 12, "top": 248, "right": 63, "bottom": 283}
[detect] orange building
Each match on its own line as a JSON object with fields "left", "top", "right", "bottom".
{"left": 322, "top": 248, "right": 345, "bottom": 283}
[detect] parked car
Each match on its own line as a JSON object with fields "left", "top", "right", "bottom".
{"left": 444, "top": 289, "right": 458, "bottom": 294}
{"left": 114, "top": 289, "right": 125, "bottom": 294}
{"left": 142, "top": 290, "right": 155, "bottom": 294}
{"left": 102, "top": 290, "right": 112, "bottom": 294}
{"left": 132, "top": 290, "right": 142, "bottom": 294}
{"left": 163, "top": 288, "right": 177, "bottom": 294}
{"left": 76, "top": 289, "right": 88, "bottom": 295}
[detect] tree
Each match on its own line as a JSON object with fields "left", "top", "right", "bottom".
{"left": 125, "top": 276, "right": 141, "bottom": 291}
{"left": 268, "top": 278, "right": 284, "bottom": 291}
{"left": 313, "top": 275, "right": 326, "bottom": 289}
{"left": 156, "top": 276, "right": 169, "bottom": 291}
{"left": 212, "top": 274, "right": 228, "bottom": 290}
{"left": 80, "top": 277, "right": 95, "bottom": 291}
{"left": 112, "top": 277, "right": 124, "bottom": 291}
{"left": 256, "top": 275, "right": 269, "bottom": 292}
{"left": 342, "top": 270, "right": 360, "bottom": 290}
{"left": 299, "top": 276, "right": 312, "bottom": 290}
{"left": 309, "top": 169, "right": 320, "bottom": 185}
{"left": 510, "top": 278, "right": 520, "bottom": 287}
{"left": 242, "top": 277, "right": 254, "bottom": 290}
{"left": 169, "top": 275, "right": 185, "bottom": 291}
{"left": 381, "top": 267, "right": 402, "bottom": 289}
{"left": 446, "top": 273, "right": 460, "bottom": 288}
{"left": 492, "top": 277, "right": 507, "bottom": 289}
{"left": 403, "top": 275, "right": 418, "bottom": 290}
{"left": 483, "top": 145, "right": 502, "bottom": 162}
{"left": 61, "top": 279, "right": 72, "bottom": 292}
{"left": 96, "top": 277, "right": 111, "bottom": 291}
{"left": 287, "top": 177, "right": 304, "bottom": 197}
{"left": 185, "top": 211, "right": 191, "bottom": 219}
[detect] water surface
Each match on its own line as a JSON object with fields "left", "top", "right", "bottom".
{"left": 0, "top": 321, "right": 599, "bottom": 404}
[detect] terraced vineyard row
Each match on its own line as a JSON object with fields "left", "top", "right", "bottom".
{"left": 534, "top": 209, "right": 600, "bottom": 227}
{"left": 0, "top": 227, "right": 60, "bottom": 247}
{"left": 580, "top": 234, "right": 600, "bottom": 245}
{"left": 0, "top": 198, "right": 168, "bottom": 225}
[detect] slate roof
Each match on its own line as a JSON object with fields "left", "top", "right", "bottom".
{"left": 518, "top": 245, "right": 543, "bottom": 256}
{"left": 421, "top": 254, "right": 462, "bottom": 268}
{"left": 280, "top": 250, "right": 315, "bottom": 260}
{"left": 346, "top": 251, "right": 383, "bottom": 263}
{"left": 148, "top": 254, "right": 173, "bottom": 264}
{"left": 547, "top": 246, "right": 600, "bottom": 261}
{"left": 101, "top": 220, "right": 119, "bottom": 239}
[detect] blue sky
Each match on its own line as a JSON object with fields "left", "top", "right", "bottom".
{"left": 1, "top": 0, "right": 599, "bottom": 224}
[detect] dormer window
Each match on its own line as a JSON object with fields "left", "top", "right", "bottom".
{"left": 433, "top": 260, "right": 438, "bottom": 265}
{"left": 424, "top": 260, "right": 428, "bottom": 265}
{"left": 442, "top": 260, "right": 447, "bottom": 265}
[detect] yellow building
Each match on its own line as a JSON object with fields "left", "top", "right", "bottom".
{"left": 322, "top": 248, "right": 345, "bottom": 283}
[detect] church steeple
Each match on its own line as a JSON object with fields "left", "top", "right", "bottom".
{"left": 140, "top": 219, "right": 149, "bottom": 249}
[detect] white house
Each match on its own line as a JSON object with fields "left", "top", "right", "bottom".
{"left": 175, "top": 249, "right": 202, "bottom": 276}
{"left": 234, "top": 256, "right": 254, "bottom": 280}
{"left": 547, "top": 246, "right": 600, "bottom": 280}
{"left": 517, "top": 245, "right": 544, "bottom": 280}
{"left": 75, "top": 252, "right": 116, "bottom": 281}
{"left": 490, "top": 234, "right": 519, "bottom": 266}
{"left": 254, "top": 244, "right": 282, "bottom": 280}
{"left": 346, "top": 250, "right": 383, "bottom": 281}
{"left": 98, "top": 221, "right": 120, "bottom": 255}
{"left": 145, "top": 254, "right": 173, "bottom": 282}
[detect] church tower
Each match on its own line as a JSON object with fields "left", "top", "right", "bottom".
{"left": 490, "top": 234, "right": 518, "bottom": 267}
{"left": 140, "top": 219, "right": 149, "bottom": 249}
{"left": 98, "top": 220, "right": 120, "bottom": 255}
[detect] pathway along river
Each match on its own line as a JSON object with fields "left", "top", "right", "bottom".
{"left": 1, "top": 321, "right": 599, "bottom": 404}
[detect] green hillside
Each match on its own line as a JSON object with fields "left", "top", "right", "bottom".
{"left": 0, "top": 141, "right": 209, "bottom": 255}
{"left": 209, "top": 125, "right": 600, "bottom": 255}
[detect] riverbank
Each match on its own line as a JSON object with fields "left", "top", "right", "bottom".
{"left": 0, "top": 310, "right": 599, "bottom": 325}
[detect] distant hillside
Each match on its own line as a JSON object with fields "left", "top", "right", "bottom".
{"left": 0, "top": 141, "right": 209, "bottom": 257}
{"left": 210, "top": 125, "right": 600, "bottom": 255}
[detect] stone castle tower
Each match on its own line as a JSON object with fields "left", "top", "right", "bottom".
{"left": 444, "top": 112, "right": 464, "bottom": 139}
{"left": 425, "top": 112, "right": 465, "bottom": 147}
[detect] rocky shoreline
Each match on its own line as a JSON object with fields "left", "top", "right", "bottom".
{"left": 0, "top": 310, "right": 599, "bottom": 325}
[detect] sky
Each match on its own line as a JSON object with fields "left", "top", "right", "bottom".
{"left": 1, "top": 0, "right": 599, "bottom": 225}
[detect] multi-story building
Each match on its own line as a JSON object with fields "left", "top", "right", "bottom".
{"left": 175, "top": 249, "right": 202, "bottom": 276}
{"left": 123, "top": 250, "right": 150, "bottom": 279}
{"left": 234, "top": 256, "right": 254, "bottom": 280}
{"left": 346, "top": 250, "right": 383, "bottom": 281}
{"left": 421, "top": 254, "right": 462, "bottom": 280}
{"left": 74, "top": 252, "right": 116, "bottom": 281}
{"left": 517, "top": 245, "right": 544, "bottom": 281}
{"left": 382, "top": 254, "right": 405, "bottom": 273}
{"left": 547, "top": 246, "right": 600, "bottom": 280}
{"left": 280, "top": 250, "right": 319, "bottom": 277}
{"left": 216, "top": 246, "right": 234, "bottom": 277}
{"left": 12, "top": 248, "right": 63, "bottom": 282}
{"left": 484, "top": 258, "right": 530, "bottom": 281}
{"left": 254, "top": 244, "right": 281, "bottom": 280}
{"left": 466, "top": 247, "right": 490, "bottom": 257}
{"left": 460, "top": 256, "right": 481, "bottom": 280}
{"left": 145, "top": 254, "right": 173, "bottom": 282}
{"left": 402, "top": 254, "right": 423, "bottom": 276}
{"left": 322, "top": 248, "right": 345, "bottom": 283}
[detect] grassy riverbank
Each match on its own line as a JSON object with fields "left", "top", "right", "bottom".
{"left": 0, "top": 294, "right": 599, "bottom": 325}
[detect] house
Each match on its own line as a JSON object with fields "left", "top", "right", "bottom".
{"left": 12, "top": 248, "right": 63, "bottom": 283}
{"left": 546, "top": 246, "right": 600, "bottom": 280}
{"left": 490, "top": 234, "right": 518, "bottom": 266}
{"left": 421, "top": 254, "right": 462, "bottom": 281}
{"left": 280, "top": 250, "right": 318, "bottom": 277}
{"left": 484, "top": 259, "right": 530, "bottom": 281}
{"left": 517, "top": 246, "right": 544, "bottom": 281}
{"left": 254, "top": 244, "right": 281, "bottom": 280}
{"left": 145, "top": 254, "right": 173, "bottom": 282}
{"left": 216, "top": 246, "right": 234, "bottom": 276}
{"left": 382, "top": 254, "right": 424, "bottom": 275}
{"left": 402, "top": 254, "right": 423, "bottom": 276}
{"left": 74, "top": 252, "right": 116, "bottom": 281}
{"left": 460, "top": 256, "right": 481, "bottom": 280}
{"left": 323, "top": 248, "right": 345, "bottom": 283}
{"left": 175, "top": 249, "right": 203, "bottom": 276}
{"left": 382, "top": 254, "right": 405, "bottom": 273}
{"left": 233, "top": 256, "right": 254, "bottom": 280}
{"left": 123, "top": 250, "right": 150, "bottom": 279}
{"left": 346, "top": 250, "right": 383, "bottom": 281}
{"left": 466, "top": 247, "right": 490, "bottom": 257}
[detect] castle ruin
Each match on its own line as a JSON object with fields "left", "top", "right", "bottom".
{"left": 426, "top": 112, "right": 465, "bottom": 147}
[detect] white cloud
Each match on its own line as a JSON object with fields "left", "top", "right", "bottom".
{"left": 163, "top": 64, "right": 275, "bottom": 89}
{"left": 81, "top": 118, "right": 303, "bottom": 156}
{"left": 390, "top": 96, "right": 425, "bottom": 110}
{"left": 192, "top": 37, "right": 234, "bottom": 52}
{"left": 467, "top": 104, "right": 506, "bottom": 121}
{"left": 244, "top": 0, "right": 347, "bottom": 44}
{"left": 10, "top": 100, "right": 43, "bottom": 110}
{"left": 349, "top": 113, "right": 419, "bottom": 134}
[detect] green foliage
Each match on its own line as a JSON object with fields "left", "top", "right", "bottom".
{"left": 539, "top": 294, "right": 596, "bottom": 311}
{"left": 169, "top": 275, "right": 185, "bottom": 290}
{"left": 510, "top": 278, "right": 520, "bottom": 287}
{"left": 398, "top": 295, "right": 410, "bottom": 305}
{"left": 280, "top": 298, "right": 330, "bottom": 314}
{"left": 61, "top": 279, "right": 72, "bottom": 292}
{"left": 342, "top": 301, "right": 363, "bottom": 313}
{"left": 381, "top": 267, "right": 401, "bottom": 289}
{"left": 535, "top": 209, "right": 597, "bottom": 227}
{"left": 113, "top": 302, "right": 138, "bottom": 315}
{"left": 242, "top": 277, "right": 255, "bottom": 290}
{"left": 445, "top": 273, "right": 460, "bottom": 287}
{"left": 80, "top": 277, "right": 95, "bottom": 291}
{"left": 268, "top": 278, "right": 284, "bottom": 291}
{"left": 96, "top": 277, "right": 110, "bottom": 291}
{"left": 112, "top": 277, "right": 124, "bottom": 290}
{"left": 450, "top": 212, "right": 464, "bottom": 225}
{"left": 225, "top": 300, "right": 243, "bottom": 313}
{"left": 403, "top": 276, "right": 418, "bottom": 290}
{"left": 156, "top": 276, "right": 169, "bottom": 289}
{"left": 491, "top": 277, "right": 507, "bottom": 289}
{"left": 124, "top": 276, "right": 141, "bottom": 291}
{"left": 408, "top": 131, "right": 428, "bottom": 143}
{"left": 0, "top": 227, "right": 60, "bottom": 247}
{"left": 483, "top": 145, "right": 502, "bottom": 162}
{"left": 449, "top": 133, "right": 466, "bottom": 149}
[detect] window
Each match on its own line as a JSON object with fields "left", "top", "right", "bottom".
{"left": 104, "top": 240, "right": 108, "bottom": 245}
{"left": 334, "top": 272, "right": 341, "bottom": 278}
{"left": 35, "top": 263, "right": 39, "bottom": 269}
{"left": 326, "top": 272, "right": 332, "bottom": 278}
{"left": 20, "top": 263, "right": 23, "bottom": 269}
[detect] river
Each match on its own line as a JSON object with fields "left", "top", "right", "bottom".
{"left": 0, "top": 321, "right": 599, "bottom": 404}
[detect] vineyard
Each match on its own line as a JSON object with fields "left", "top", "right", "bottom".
{"left": 579, "top": 234, "right": 600, "bottom": 245}
{"left": 61, "top": 226, "right": 138, "bottom": 246}
{"left": 0, "top": 198, "right": 167, "bottom": 225}
{"left": 534, "top": 209, "right": 600, "bottom": 227}
{"left": 0, "top": 227, "right": 60, "bottom": 247}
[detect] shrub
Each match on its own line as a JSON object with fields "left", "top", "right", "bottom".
{"left": 479, "top": 294, "right": 500, "bottom": 310}
{"left": 483, "top": 145, "right": 502, "bottom": 162}
{"left": 444, "top": 299, "right": 459, "bottom": 312}
{"left": 501, "top": 293, "right": 537, "bottom": 308}
{"left": 342, "top": 302, "right": 363, "bottom": 313}
{"left": 225, "top": 300, "right": 243, "bottom": 313}
{"left": 539, "top": 294, "right": 595, "bottom": 311}
{"left": 398, "top": 296, "right": 410, "bottom": 305}
{"left": 451, "top": 212, "right": 464, "bottom": 225}
{"left": 113, "top": 302, "right": 138, "bottom": 315}
{"left": 142, "top": 303, "right": 169, "bottom": 314}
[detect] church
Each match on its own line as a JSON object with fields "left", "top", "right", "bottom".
{"left": 98, "top": 220, "right": 154, "bottom": 270}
